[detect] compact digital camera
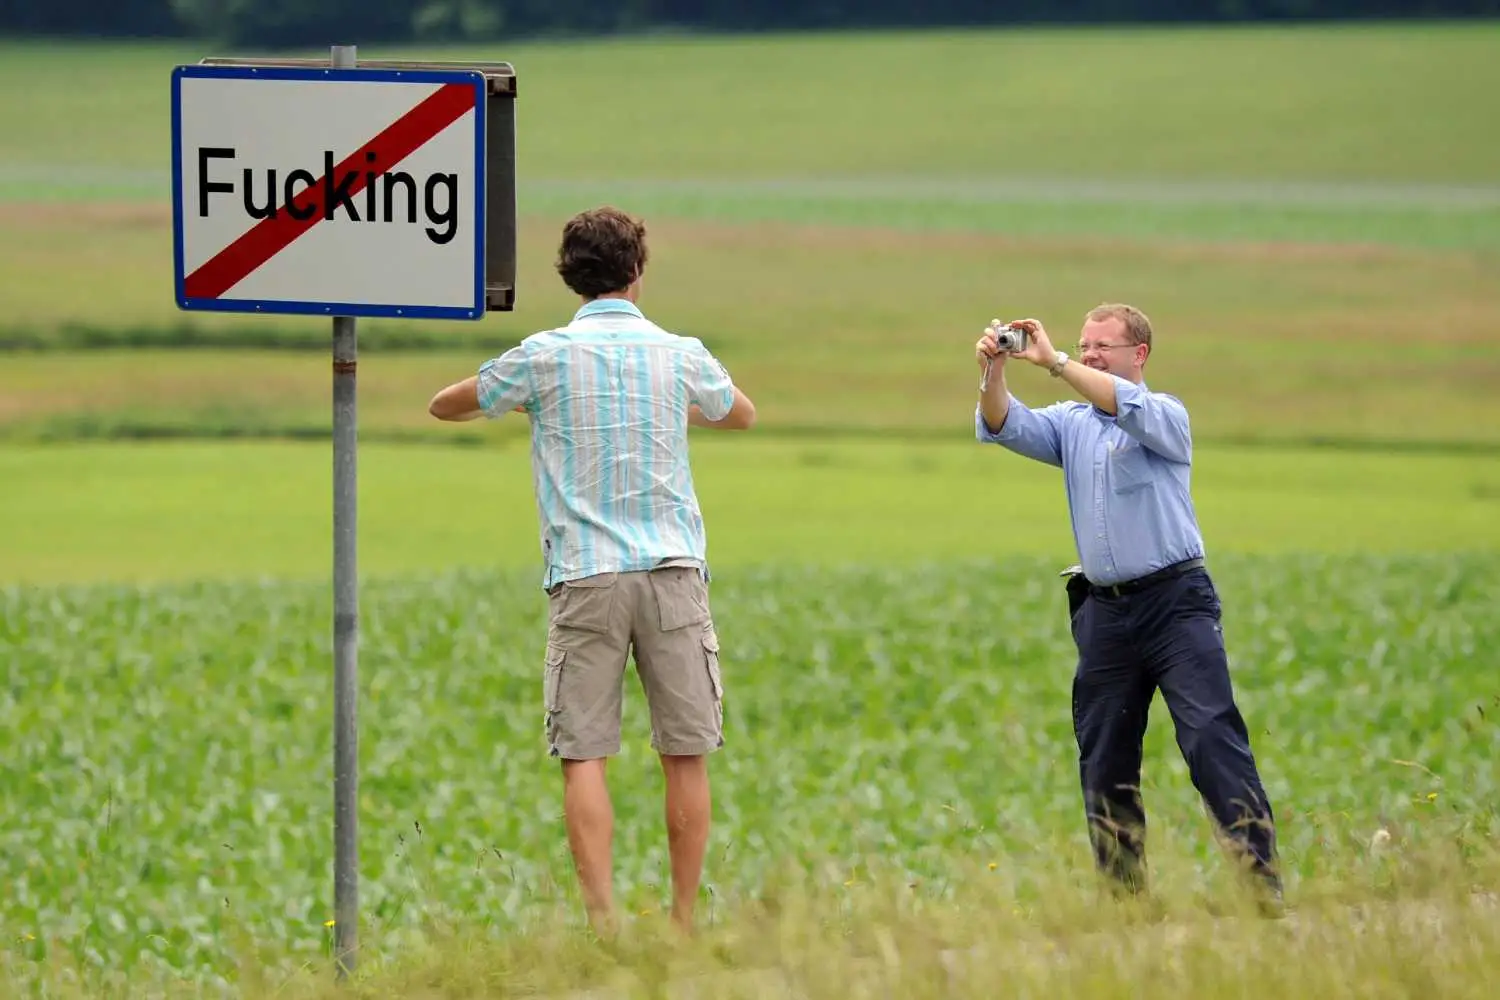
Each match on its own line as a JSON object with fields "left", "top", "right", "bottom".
{"left": 993, "top": 324, "right": 1029, "bottom": 354}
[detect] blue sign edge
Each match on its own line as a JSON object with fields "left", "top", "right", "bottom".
{"left": 170, "top": 65, "right": 489, "bottom": 321}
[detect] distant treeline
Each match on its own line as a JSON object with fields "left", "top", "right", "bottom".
{"left": 2, "top": 0, "right": 1497, "bottom": 45}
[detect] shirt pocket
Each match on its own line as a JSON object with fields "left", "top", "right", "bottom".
{"left": 1110, "top": 440, "right": 1155, "bottom": 494}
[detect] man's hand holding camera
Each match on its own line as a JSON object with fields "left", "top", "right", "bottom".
{"left": 1002, "top": 318, "right": 1061, "bottom": 369}
{"left": 974, "top": 318, "right": 1031, "bottom": 433}
{"left": 977, "top": 317, "right": 1059, "bottom": 371}
{"left": 975, "top": 314, "right": 1122, "bottom": 420}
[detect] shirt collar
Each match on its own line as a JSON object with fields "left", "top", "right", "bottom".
{"left": 572, "top": 297, "right": 643, "bottom": 322}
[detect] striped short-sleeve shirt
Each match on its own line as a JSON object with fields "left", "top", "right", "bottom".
{"left": 476, "top": 298, "right": 737, "bottom": 590}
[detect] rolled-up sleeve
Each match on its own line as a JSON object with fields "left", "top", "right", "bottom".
{"left": 975, "top": 396, "right": 1064, "bottom": 467}
{"left": 476, "top": 345, "right": 532, "bottom": 417}
{"left": 1115, "top": 378, "right": 1191, "bottom": 464}
{"left": 685, "top": 339, "right": 735, "bottom": 421}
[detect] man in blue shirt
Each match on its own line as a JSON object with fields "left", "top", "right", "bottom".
{"left": 973, "top": 303, "right": 1281, "bottom": 907}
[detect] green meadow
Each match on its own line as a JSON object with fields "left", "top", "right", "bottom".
{"left": 2, "top": 439, "right": 1499, "bottom": 587}
{"left": 2, "top": 20, "right": 1500, "bottom": 999}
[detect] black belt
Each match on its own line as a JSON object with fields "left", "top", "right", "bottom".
{"left": 1089, "top": 557, "right": 1205, "bottom": 598}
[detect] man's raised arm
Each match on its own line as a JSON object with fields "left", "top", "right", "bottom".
{"left": 429, "top": 344, "right": 532, "bottom": 422}
{"left": 974, "top": 329, "right": 1064, "bottom": 467}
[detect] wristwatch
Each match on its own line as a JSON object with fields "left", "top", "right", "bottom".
{"left": 1048, "top": 350, "right": 1070, "bottom": 377}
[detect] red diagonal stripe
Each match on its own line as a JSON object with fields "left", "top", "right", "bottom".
{"left": 183, "top": 82, "right": 475, "bottom": 300}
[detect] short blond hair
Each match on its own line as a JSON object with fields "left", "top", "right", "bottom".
{"left": 1085, "top": 303, "right": 1153, "bottom": 350}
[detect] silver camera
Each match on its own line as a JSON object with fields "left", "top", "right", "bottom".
{"left": 993, "top": 324, "right": 1029, "bottom": 354}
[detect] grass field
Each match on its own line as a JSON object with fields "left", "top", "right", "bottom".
{"left": 3, "top": 19, "right": 1500, "bottom": 999}
{"left": 4, "top": 24, "right": 1500, "bottom": 180}
{"left": 1, "top": 25, "right": 1497, "bottom": 453}
{"left": 2, "top": 220, "right": 1497, "bottom": 450}
{"left": 4, "top": 554, "right": 1500, "bottom": 994}
{"left": 1, "top": 438, "right": 1499, "bottom": 586}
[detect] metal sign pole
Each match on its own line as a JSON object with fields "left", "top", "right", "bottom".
{"left": 330, "top": 41, "right": 360, "bottom": 981}
{"left": 175, "top": 42, "right": 518, "bottom": 983}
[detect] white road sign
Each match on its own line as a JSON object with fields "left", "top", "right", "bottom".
{"left": 171, "top": 65, "right": 487, "bottom": 319}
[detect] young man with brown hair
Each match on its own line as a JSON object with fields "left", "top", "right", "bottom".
{"left": 428, "top": 206, "right": 756, "bottom": 935}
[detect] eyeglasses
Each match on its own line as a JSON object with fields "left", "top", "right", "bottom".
{"left": 1076, "top": 342, "right": 1137, "bottom": 354}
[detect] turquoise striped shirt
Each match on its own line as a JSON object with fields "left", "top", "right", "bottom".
{"left": 476, "top": 299, "right": 737, "bottom": 589}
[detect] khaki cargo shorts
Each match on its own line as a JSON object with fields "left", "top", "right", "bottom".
{"left": 542, "top": 564, "right": 724, "bottom": 760}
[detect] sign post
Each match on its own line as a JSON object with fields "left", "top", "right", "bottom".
{"left": 328, "top": 44, "right": 360, "bottom": 980}
{"left": 170, "top": 44, "right": 517, "bottom": 980}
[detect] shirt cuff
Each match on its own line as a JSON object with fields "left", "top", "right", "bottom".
{"left": 1112, "top": 376, "right": 1146, "bottom": 417}
{"left": 704, "top": 384, "right": 735, "bottom": 422}
{"left": 475, "top": 368, "right": 502, "bottom": 417}
{"left": 975, "top": 403, "right": 1009, "bottom": 443}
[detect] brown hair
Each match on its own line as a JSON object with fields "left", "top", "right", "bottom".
{"left": 1085, "top": 303, "right": 1153, "bottom": 350}
{"left": 554, "top": 206, "right": 649, "bottom": 298}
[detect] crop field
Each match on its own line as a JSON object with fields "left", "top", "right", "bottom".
{"left": 4, "top": 553, "right": 1500, "bottom": 998}
{"left": 2, "top": 19, "right": 1500, "bottom": 1000}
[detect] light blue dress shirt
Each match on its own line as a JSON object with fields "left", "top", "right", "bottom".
{"left": 975, "top": 377, "right": 1206, "bottom": 586}
{"left": 476, "top": 299, "right": 737, "bottom": 590}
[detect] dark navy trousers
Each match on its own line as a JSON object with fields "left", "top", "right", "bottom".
{"left": 1066, "top": 564, "right": 1280, "bottom": 893}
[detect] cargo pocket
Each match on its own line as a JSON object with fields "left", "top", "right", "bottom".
{"left": 550, "top": 574, "right": 618, "bottom": 635}
{"left": 543, "top": 644, "right": 567, "bottom": 756}
{"left": 652, "top": 568, "right": 710, "bottom": 632}
{"left": 702, "top": 629, "right": 723, "bottom": 699}
{"left": 702, "top": 628, "right": 724, "bottom": 745}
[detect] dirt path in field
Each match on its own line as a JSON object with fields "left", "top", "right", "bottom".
{"left": 5, "top": 171, "right": 1495, "bottom": 267}
{"left": 524, "top": 174, "right": 1500, "bottom": 210}
{"left": 642, "top": 213, "right": 1480, "bottom": 268}
{"left": 0, "top": 199, "right": 169, "bottom": 229}
{"left": 8, "top": 189, "right": 1486, "bottom": 271}
{"left": 7, "top": 164, "right": 1500, "bottom": 208}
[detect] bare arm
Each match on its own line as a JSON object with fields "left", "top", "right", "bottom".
{"left": 973, "top": 329, "right": 1063, "bottom": 466}
{"left": 430, "top": 347, "right": 532, "bottom": 423}
{"left": 977, "top": 355, "right": 1011, "bottom": 433}
{"left": 689, "top": 386, "right": 757, "bottom": 430}
{"left": 686, "top": 340, "right": 756, "bottom": 430}
{"left": 428, "top": 376, "right": 485, "bottom": 421}
{"left": 1055, "top": 359, "right": 1120, "bottom": 415}
{"left": 1000, "top": 318, "right": 1119, "bottom": 415}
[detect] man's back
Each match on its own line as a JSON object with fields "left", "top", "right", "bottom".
{"left": 479, "top": 299, "right": 736, "bottom": 589}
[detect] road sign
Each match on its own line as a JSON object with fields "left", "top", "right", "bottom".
{"left": 168, "top": 45, "right": 519, "bottom": 980}
{"left": 171, "top": 64, "right": 488, "bottom": 320}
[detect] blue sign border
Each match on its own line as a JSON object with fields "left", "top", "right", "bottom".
{"left": 171, "top": 65, "right": 487, "bottom": 321}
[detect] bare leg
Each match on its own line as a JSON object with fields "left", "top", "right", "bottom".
{"left": 660, "top": 753, "right": 711, "bottom": 932}
{"left": 562, "top": 758, "right": 616, "bottom": 935}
